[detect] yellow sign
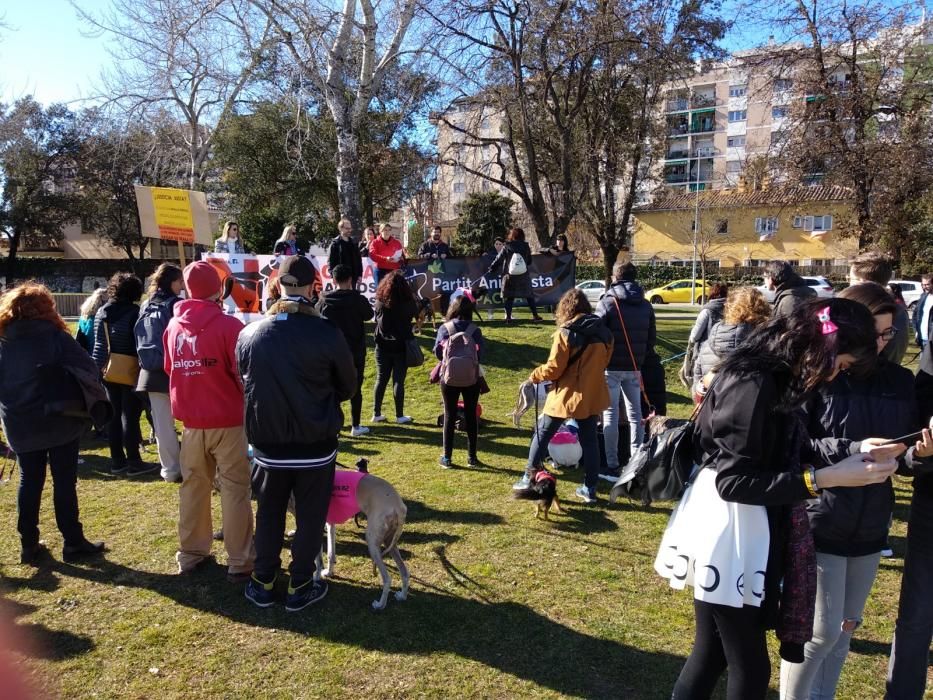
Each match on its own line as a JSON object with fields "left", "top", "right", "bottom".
{"left": 151, "top": 187, "right": 195, "bottom": 243}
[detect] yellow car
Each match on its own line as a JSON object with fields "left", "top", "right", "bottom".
{"left": 646, "top": 279, "right": 711, "bottom": 304}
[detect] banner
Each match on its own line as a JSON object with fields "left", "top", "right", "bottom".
{"left": 201, "top": 252, "right": 576, "bottom": 323}
{"left": 134, "top": 185, "right": 213, "bottom": 245}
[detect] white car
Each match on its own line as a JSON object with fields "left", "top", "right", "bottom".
{"left": 889, "top": 279, "right": 923, "bottom": 312}
{"left": 576, "top": 279, "right": 606, "bottom": 304}
{"left": 758, "top": 275, "right": 836, "bottom": 303}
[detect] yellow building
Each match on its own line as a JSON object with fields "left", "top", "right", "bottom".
{"left": 632, "top": 184, "right": 858, "bottom": 268}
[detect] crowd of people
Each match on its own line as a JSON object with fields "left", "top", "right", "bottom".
{"left": 2, "top": 227, "right": 933, "bottom": 697}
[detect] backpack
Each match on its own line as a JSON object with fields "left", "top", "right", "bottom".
{"left": 440, "top": 321, "right": 479, "bottom": 387}
{"left": 134, "top": 297, "right": 175, "bottom": 372}
{"left": 507, "top": 251, "right": 527, "bottom": 275}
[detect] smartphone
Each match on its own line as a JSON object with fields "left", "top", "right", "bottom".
{"left": 880, "top": 430, "right": 926, "bottom": 446}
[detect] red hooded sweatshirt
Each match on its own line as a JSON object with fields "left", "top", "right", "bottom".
{"left": 163, "top": 299, "right": 245, "bottom": 429}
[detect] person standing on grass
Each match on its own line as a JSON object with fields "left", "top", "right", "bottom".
{"left": 75, "top": 288, "right": 108, "bottom": 355}
{"left": 680, "top": 282, "right": 728, "bottom": 388}
{"left": 0, "top": 283, "right": 108, "bottom": 564}
{"left": 238, "top": 255, "right": 357, "bottom": 611}
{"left": 328, "top": 218, "right": 364, "bottom": 288}
{"left": 848, "top": 250, "right": 908, "bottom": 365}
{"left": 371, "top": 270, "right": 419, "bottom": 425}
{"left": 485, "top": 227, "right": 543, "bottom": 324}
{"left": 134, "top": 263, "right": 184, "bottom": 483}
{"left": 318, "top": 263, "right": 373, "bottom": 437}
{"left": 594, "top": 262, "right": 655, "bottom": 481}
{"left": 92, "top": 272, "right": 154, "bottom": 476}
{"left": 779, "top": 283, "right": 933, "bottom": 700}
{"left": 513, "top": 289, "right": 613, "bottom": 504}
{"left": 368, "top": 223, "right": 405, "bottom": 286}
{"left": 912, "top": 273, "right": 933, "bottom": 351}
{"left": 433, "top": 291, "right": 485, "bottom": 469}
{"left": 163, "top": 261, "right": 255, "bottom": 582}
{"left": 764, "top": 260, "right": 815, "bottom": 319}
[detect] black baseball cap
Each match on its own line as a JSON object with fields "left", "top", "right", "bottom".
{"left": 278, "top": 255, "right": 315, "bottom": 287}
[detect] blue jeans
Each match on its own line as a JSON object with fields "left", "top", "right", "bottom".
{"left": 526, "top": 414, "right": 600, "bottom": 492}
{"left": 886, "top": 489, "right": 933, "bottom": 699}
{"left": 602, "top": 370, "right": 644, "bottom": 471}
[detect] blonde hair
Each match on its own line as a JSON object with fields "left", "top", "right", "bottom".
{"left": 723, "top": 287, "right": 771, "bottom": 326}
{"left": 276, "top": 224, "right": 296, "bottom": 245}
{"left": 219, "top": 221, "right": 239, "bottom": 241}
{"left": 379, "top": 223, "right": 392, "bottom": 233}
{"left": 79, "top": 288, "right": 109, "bottom": 320}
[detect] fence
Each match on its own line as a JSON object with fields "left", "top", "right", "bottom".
{"left": 52, "top": 293, "right": 88, "bottom": 318}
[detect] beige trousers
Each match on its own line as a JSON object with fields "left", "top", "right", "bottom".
{"left": 176, "top": 426, "right": 255, "bottom": 574}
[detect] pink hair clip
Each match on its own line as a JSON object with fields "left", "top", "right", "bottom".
{"left": 817, "top": 306, "right": 838, "bottom": 335}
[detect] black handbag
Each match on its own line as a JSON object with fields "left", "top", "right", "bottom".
{"left": 405, "top": 337, "right": 425, "bottom": 368}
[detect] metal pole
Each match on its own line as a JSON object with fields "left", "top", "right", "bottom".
{"left": 691, "top": 144, "right": 700, "bottom": 306}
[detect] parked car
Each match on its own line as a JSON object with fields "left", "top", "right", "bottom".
{"left": 645, "top": 279, "right": 711, "bottom": 304}
{"left": 757, "top": 275, "right": 836, "bottom": 303}
{"left": 889, "top": 279, "right": 923, "bottom": 312}
{"left": 576, "top": 279, "right": 606, "bottom": 305}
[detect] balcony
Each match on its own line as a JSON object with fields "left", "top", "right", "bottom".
{"left": 666, "top": 98, "right": 689, "bottom": 112}
{"left": 667, "top": 123, "right": 690, "bottom": 136}
{"left": 664, "top": 173, "right": 690, "bottom": 184}
{"left": 690, "top": 119, "right": 715, "bottom": 134}
{"left": 691, "top": 94, "right": 717, "bottom": 108}
{"left": 694, "top": 146, "right": 718, "bottom": 157}
{"left": 666, "top": 148, "right": 690, "bottom": 159}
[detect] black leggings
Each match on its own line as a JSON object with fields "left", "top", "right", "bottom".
{"left": 441, "top": 382, "right": 480, "bottom": 460}
{"left": 672, "top": 599, "right": 771, "bottom": 700}
{"left": 104, "top": 381, "right": 142, "bottom": 466}
{"left": 373, "top": 346, "right": 407, "bottom": 418}
{"left": 503, "top": 296, "right": 538, "bottom": 319}
{"left": 350, "top": 353, "right": 365, "bottom": 427}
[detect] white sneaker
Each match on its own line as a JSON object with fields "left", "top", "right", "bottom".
{"left": 371, "top": 415, "right": 386, "bottom": 423}
{"left": 396, "top": 416, "right": 413, "bottom": 424}
{"left": 350, "top": 425, "right": 370, "bottom": 437}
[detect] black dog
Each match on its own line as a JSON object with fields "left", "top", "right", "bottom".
{"left": 512, "top": 469, "right": 563, "bottom": 520}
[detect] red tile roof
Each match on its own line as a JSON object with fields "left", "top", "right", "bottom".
{"left": 636, "top": 185, "right": 852, "bottom": 212}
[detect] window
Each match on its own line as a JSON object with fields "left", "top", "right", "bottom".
{"left": 728, "top": 110, "right": 747, "bottom": 122}
{"left": 453, "top": 182, "right": 465, "bottom": 193}
{"left": 727, "top": 135, "right": 746, "bottom": 148}
{"left": 729, "top": 85, "right": 747, "bottom": 97}
{"left": 773, "top": 78, "right": 793, "bottom": 92}
{"left": 755, "top": 216, "right": 779, "bottom": 234}
{"left": 726, "top": 160, "right": 742, "bottom": 174}
{"left": 772, "top": 106, "right": 788, "bottom": 119}
{"left": 792, "top": 215, "right": 802, "bottom": 228}
{"left": 770, "top": 130, "right": 786, "bottom": 146}
{"left": 716, "top": 219, "right": 728, "bottom": 235}
{"left": 803, "top": 214, "right": 833, "bottom": 232}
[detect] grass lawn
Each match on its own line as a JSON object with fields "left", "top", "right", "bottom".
{"left": 0, "top": 310, "right": 919, "bottom": 699}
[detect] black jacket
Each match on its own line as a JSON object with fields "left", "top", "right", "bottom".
{"left": 594, "top": 280, "right": 656, "bottom": 371}
{"left": 236, "top": 300, "right": 357, "bottom": 460}
{"left": 912, "top": 292, "right": 932, "bottom": 342}
{"left": 91, "top": 300, "right": 140, "bottom": 370}
{"left": 772, "top": 276, "right": 816, "bottom": 319}
{"left": 487, "top": 240, "right": 534, "bottom": 299}
{"left": 317, "top": 288, "right": 373, "bottom": 358}
{"left": 327, "top": 236, "right": 364, "bottom": 282}
{"left": 417, "top": 239, "right": 451, "bottom": 259}
{"left": 373, "top": 299, "right": 418, "bottom": 352}
{"left": 0, "top": 320, "right": 102, "bottom": 453}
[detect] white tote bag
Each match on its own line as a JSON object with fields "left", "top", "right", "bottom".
{"left": 507, "top": 252, "right": 527, "bottom": 275}
{"left": 654, "top": 466, "right": 770, "bottom": 609}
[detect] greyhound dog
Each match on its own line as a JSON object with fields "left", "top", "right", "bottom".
{"left": 313, "top": 459, "right": 410, "bottom": 611}
{"left": 507, "top": 380, "right": 551, "bottom": 428}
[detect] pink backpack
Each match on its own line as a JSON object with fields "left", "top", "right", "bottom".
{"left": 440, "top": 321, "right": 479, "bottom": 387}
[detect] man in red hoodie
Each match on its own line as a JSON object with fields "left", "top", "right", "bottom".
{"left": 163, "top": 261, "right": 255, "bottom": 581}
{"left": 368, "top": 222, "right": 405, "bottom": 285}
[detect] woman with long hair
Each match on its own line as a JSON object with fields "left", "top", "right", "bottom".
{"left": 0, "top": 283, "right": 106, "bottom": 563}
{"left": 691, "top": 286, "right": 771, "bottom": 401}
{"left": 136, "top": 263, "right": 184, "bottom": 482}
{"left": 214, "top": 221, "right": 245, "bottom": 254}
{"left": 658, "top": 298, "right": 904, "bottom": 699}
{"left": 273, "top": 224, "right": 301, "bottom": 256}
{"left": 512, "top": 289, "right": 613, "bottom": 502}
{"left": 486, "top": 227, "right": 543, "bottom": 323}
{"left": 372, "top": 270, "right": 418, "bottom": 424}
{"left": 75, "top": 288, "right": 108, "bottom": 355}
{"left": 780, "top": 283, "right": 933, "bottom": 700}
{"left": 92, "top": 272, "right": 149, "bottom": 476}
{"left": 433, "top": 292, "right": 485, "bottom": 468}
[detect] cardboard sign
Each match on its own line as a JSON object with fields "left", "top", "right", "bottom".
{"left": 134, "top": 185, "right": 213, "bottom": 245}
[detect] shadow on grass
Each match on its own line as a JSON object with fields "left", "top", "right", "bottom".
{"left": 0, "top": 597, "right": 95, "bottom": 661}
{"left": 36, "top": 557, "right": 687, "bottom": 698}
{"left": 849, "top": 637, "right": 893, "bottom": 658}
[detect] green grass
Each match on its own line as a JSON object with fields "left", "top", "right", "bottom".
{"left": 0, "top": 310, "right": 919, "bottom": 698}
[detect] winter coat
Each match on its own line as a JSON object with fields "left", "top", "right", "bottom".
{"left": 327, "top": 236, "right": 364, "bottom": 282}
{"left": 75, "top": 316, "right": 95, "bottom": 355}
{"left": 163, "top": 298, "right": 245, "bottom": 429}
{"left": 688, "top": 297, "right": 726, "bottom": 346}
{"left": 594, "top": 280, "right": 656, "bottom": 371}
{"left": 913, "top": 292, "right": 933, "bottom": 343}
{"left": 433, "top": 318, "right": 485, "bottom": 362}
{"left": 530, "top": 313, "right": 614, "bottom": 419}
{"left": 417, "top": 239, "right": 451, "bottom": 259}
{"left": 369, "top": 236, "right": 405, "bottom": 271}
{"left": 0, "top": 320, "right": 102, "bottom": 453}
{"left": 214, "top": 238, "right": 244, "bottom": 254}
{"left": 135, "top": 291, "right": 182, "bottom": 394}
{"left": 237, "top": 298, "right": 357, "bottom": 462}
{"left": 373, "top": 299, "right": 418, "bottom": 353}
{"left": 772, "top": 275, "right": 816, "bottom": 319}
{"left": 913, "top": 350, "right": 933, "bottom": 499}
{"left": 317, "top": 288, "right": 373, "bottom": 360}
{"left": 487, "top": 240, "right": 533, "bottom": 299}
{"left": 802, "top": 359, "right": 923, "bottom": 556}
{"left": 91, "top": 300, "right": 140, "bottom": 371}
{"left": 691, "top": 321, "right": 754, "bottom": 390}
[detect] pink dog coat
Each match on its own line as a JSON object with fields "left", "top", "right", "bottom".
{"left": 326, "top": 470, "right": 366, "bottom": 525}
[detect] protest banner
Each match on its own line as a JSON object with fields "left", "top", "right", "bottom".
{"left": 135, "top": 185, "right": 213, "bottom": 264}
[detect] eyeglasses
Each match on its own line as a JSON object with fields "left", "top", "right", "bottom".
{"left": 878, "top": 327, "right": 897, "bottom": 341}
